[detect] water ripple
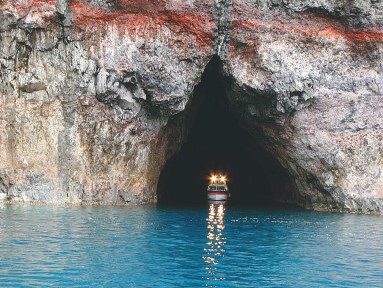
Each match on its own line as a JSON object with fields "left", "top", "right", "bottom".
{"left": 0, "top": 205, "right": 382, "bottom": 287}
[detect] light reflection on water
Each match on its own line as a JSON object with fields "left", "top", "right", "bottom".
{"left": 203, "top": 201, "right": 227, "bottom": 282}
{"left": 0, "top": 204, "right": 383, "bottom": 287}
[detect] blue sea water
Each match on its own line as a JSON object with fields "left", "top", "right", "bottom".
{"left": 0, "top": 203, "right": 382, "bottom": 287}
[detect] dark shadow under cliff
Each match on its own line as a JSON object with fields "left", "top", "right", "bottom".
{"left": 156, "top": 56, "right": 297, "bottom": 207}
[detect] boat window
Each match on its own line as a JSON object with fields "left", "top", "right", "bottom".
{"left": 209, "top": 185, "right": 217, "bottom": 190}
{"left": 218, "top": 186, "right": 225, "bottom": 190}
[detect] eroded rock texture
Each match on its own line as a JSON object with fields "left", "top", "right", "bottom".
{"left": 0, "top": 0, "right": 382, "bottom": 212}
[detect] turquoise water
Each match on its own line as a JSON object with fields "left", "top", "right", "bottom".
{"left": 0, "top": 203, "right": 382, "bottom": 287}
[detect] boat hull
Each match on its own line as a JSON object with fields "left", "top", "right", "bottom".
{"left": 207, "top": 192, "right": 229, "bottom": 201}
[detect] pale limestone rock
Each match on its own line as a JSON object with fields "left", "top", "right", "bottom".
{"left": 0, "top": 0, "right": 382, "bottom": 212}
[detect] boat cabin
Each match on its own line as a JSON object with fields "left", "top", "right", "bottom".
{"left": 208, "top": 184, "right": 228, "bottom": 191}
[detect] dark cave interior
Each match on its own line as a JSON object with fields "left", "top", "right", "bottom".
{"left": 156, "top": 56, "right": 297, "bottom": 207}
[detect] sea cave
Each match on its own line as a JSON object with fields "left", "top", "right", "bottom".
{"left": 156, "top": 57, "right": 297, "bottom": 207}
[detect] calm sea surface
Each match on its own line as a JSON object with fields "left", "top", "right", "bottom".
{"left": 0, "top": 203, "right": 382, "bottom": 287}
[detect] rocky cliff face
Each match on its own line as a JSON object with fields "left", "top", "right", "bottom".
{"left": 0, "top": 0, "right": 382, "bottom": 212}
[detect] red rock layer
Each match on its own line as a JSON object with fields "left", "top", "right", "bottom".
{"left": 70, "top": 0, "right": 216, "bottom": 45}
{"left": 1, "top": 0, "right": 56, "bottom": 27}
{"left": 232, "top": 1, "right": 383, "bottom": 43}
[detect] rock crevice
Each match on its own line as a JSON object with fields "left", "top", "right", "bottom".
{"left": 214, "top": 0, "right": 233, "bottom": 58}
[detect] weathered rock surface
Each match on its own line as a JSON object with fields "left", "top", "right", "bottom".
{"left": 0, "top": 0, "right": 382, "bottom": 212}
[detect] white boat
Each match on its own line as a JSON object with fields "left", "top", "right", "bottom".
{"left": 207, "top": 174, "right": 230, "bottom": 201}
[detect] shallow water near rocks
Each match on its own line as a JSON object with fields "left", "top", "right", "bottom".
{"left": 0, "top": 203, "right": 382, "bottom": 287}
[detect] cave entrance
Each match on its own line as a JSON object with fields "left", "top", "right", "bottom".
{"left": 156, "top": 56, "right": 296, "bottom": 207}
